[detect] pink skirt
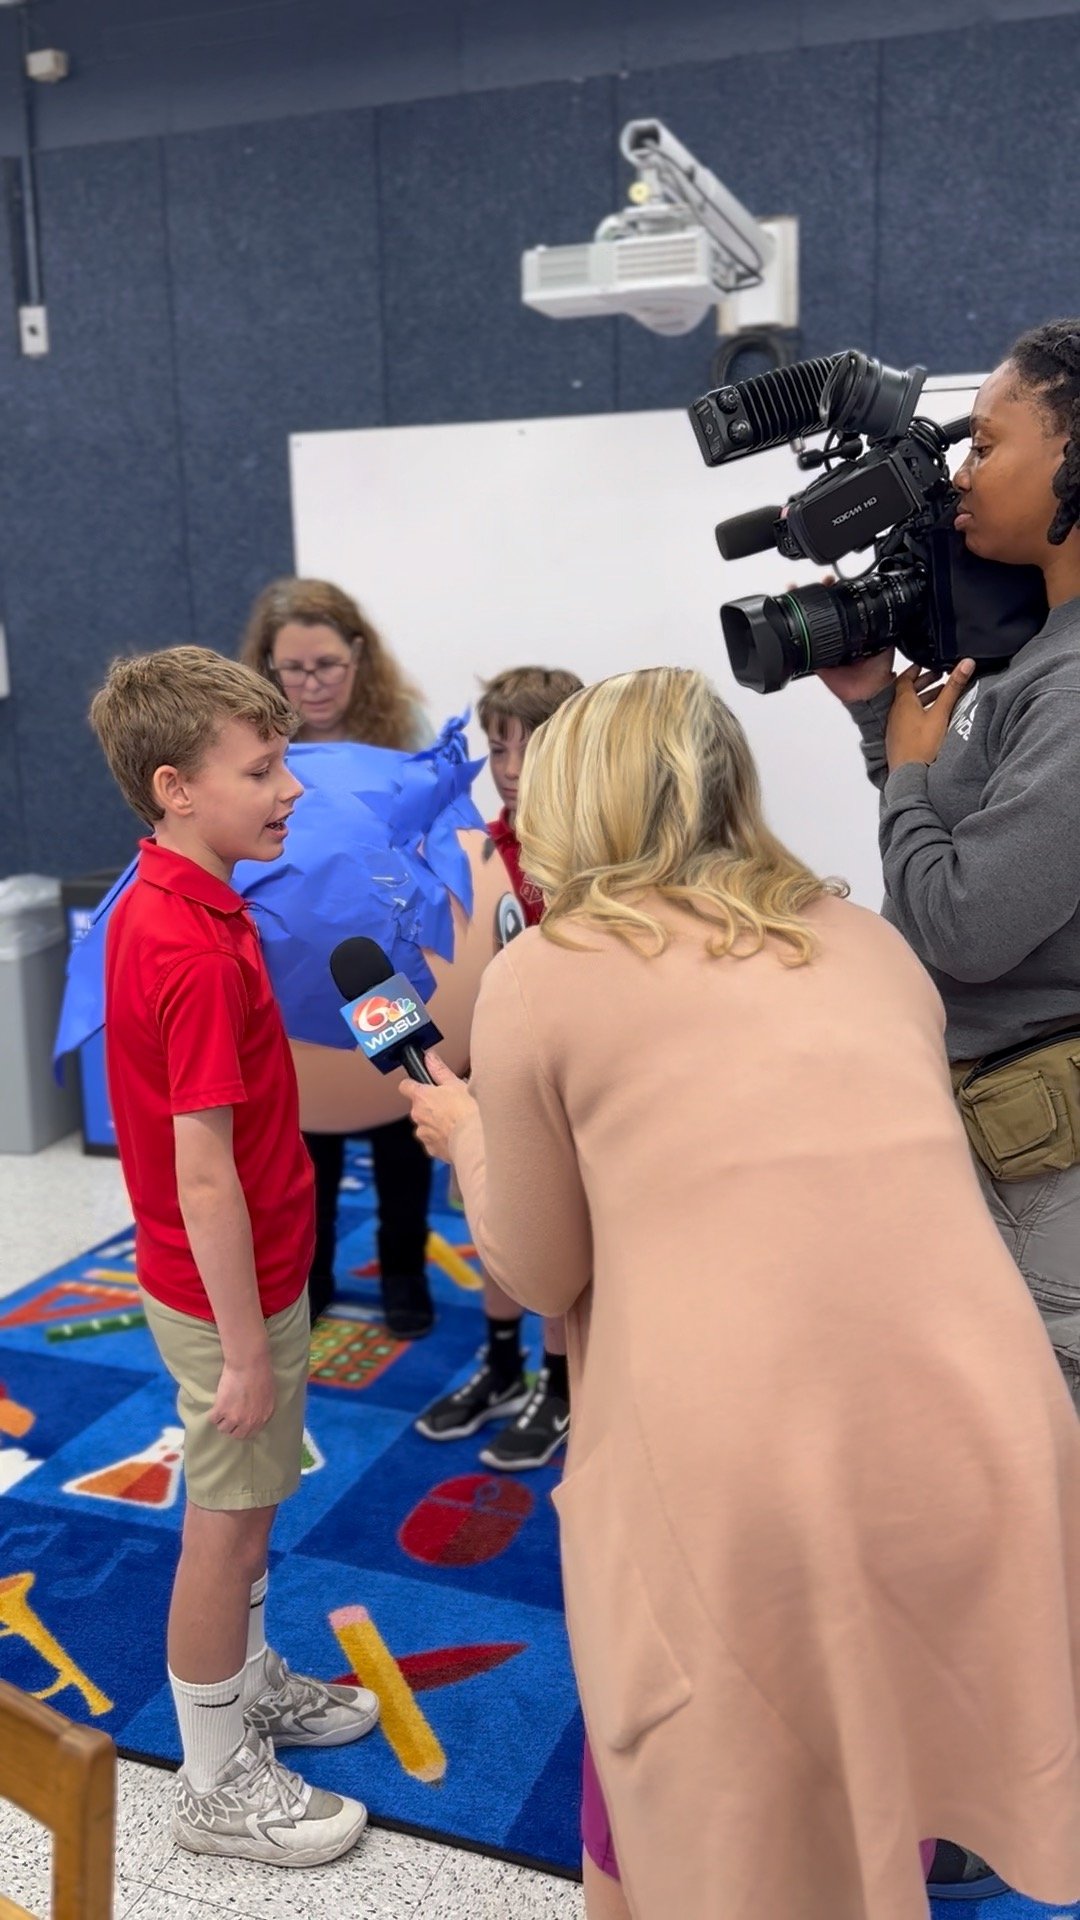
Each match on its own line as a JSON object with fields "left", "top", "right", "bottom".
{"left": 582, "top": 1737, "right": 620, "bottom": 1879}
{"left": 582, "top": 1738, "right": 938, "bottom": 1887}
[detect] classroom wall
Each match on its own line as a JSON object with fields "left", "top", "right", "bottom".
{"left": 1, "top": 0, "right": 1078, "bottom": 876}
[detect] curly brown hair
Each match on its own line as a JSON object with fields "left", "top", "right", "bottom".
{"left": 239, "top": 577, "right": 424, "bottom": 749}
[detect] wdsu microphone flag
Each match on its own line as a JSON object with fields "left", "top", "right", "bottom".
{"left": 340, "top": 974, "right": 443, "bottom": 1073}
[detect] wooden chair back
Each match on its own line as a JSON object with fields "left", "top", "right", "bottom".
{"left": 0, "top": 1679, "right": 115, "bottom": 1920}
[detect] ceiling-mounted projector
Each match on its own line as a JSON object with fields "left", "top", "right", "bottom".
{"left": 522, "top": 119, "right": 797, "bottom": 338}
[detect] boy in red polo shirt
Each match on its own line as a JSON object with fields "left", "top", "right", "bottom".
{"left": 415, "top": 666, "right": 583, "bottom": 1469}
{"left": 91, "top": 648, "right": 376, "bottom": 1868}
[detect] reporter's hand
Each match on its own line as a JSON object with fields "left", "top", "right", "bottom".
{"left": 886, "top": 659, "right": 975, "bottom": 771}
{"left": 211, "top": 1347, "right": 275, "bottom": 1441}
{"left": 399, "top": 1052, "right": 474, "bottom": 1163}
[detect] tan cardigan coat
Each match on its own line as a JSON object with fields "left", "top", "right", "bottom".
{"left": 450, "top": 896, "right": 1080, "bottom": 1920}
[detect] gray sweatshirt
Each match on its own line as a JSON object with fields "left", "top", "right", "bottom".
{"left": 848, "top": 596, "right": 1080, "bottom": 1062}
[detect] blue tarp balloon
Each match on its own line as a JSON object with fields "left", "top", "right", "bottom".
{"left": 54, "top": 715, "right": 486, "bottom": 1072}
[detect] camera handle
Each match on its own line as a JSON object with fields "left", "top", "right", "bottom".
{"left": 795, "top": 432, "right": 864, "bottom": 472}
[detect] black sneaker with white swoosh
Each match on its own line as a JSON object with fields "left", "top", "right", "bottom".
{"left": 479, "top": 1368, "right": 570, "bottom": 1471}
{"left": 414, "top": 1359, "right": 530, "bottom": 1441}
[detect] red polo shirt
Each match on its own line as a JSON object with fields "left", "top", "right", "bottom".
{"left": 488, "top": 810, "right": 544, "bottom": 927}
{"left": 104, "top": 839, "right": 314, "bottom": 1321}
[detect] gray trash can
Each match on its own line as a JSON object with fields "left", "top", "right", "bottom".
{"left": 0, "top": 875, "right": 80, "bottom": 1152}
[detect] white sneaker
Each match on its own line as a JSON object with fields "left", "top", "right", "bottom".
{"left": 172, "top": 1732, "right": 368, "bottom": 1867}
{"left": 245, "top": 1647, "right": 381, "bottom": 1749}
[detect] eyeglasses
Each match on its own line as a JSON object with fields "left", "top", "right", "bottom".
{"left": 273, "top": 652, "right": 356, "bottom": 690}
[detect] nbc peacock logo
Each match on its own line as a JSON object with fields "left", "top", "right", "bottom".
{"left": 352, "top": 992, "right": 417, "bottom": 1036}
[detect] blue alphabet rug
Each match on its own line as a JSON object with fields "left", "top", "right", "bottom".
{"left": 0, "top": 1146, "right": 1073, "bottom": 1913}
{"left": 0, "top": 1146, "right": 581, "bottom": 1875}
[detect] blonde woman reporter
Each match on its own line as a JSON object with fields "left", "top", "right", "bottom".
{"left": 401, "top": 668, "right": 1080, "bottom": 1920}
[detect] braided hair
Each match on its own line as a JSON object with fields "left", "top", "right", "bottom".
{"left": 1010, "top": 320, "right": 1080, "bottom": 545}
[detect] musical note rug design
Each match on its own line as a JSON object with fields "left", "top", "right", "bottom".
{"left": 0, "top": 1147, "right": 582, "bottom": 1877}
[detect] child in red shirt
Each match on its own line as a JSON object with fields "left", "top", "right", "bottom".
{"left": 92, "top": 648, "right": 376, "bottom": 1869}
{"left": 415, "top": 666, "right": 583, "bottom": 1469}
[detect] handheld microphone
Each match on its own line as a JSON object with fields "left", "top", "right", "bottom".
{"left": 715, "top": 504, "right": 784, "bottom": 562}
{"left": 329, "top": 937, "right": 442, "bottom": 1085}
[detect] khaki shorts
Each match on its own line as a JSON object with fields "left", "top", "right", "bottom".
{"left": 140, "top": 1287, "right": 311, "bottom": 1511}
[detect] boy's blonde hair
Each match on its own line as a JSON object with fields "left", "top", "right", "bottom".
{"left": 90, "top": 646, "right": 297, "bottom": 824}
{"left": 516, "top": 666, "right": 846, "bottom": 967}
{"left": 477, "top": 666, "right": 584, "bottom": 740}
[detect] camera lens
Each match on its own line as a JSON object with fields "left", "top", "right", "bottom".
{"left": 720, "top": 569, "right": 925, "bottom": 694}
{"left": 721, "top": 598, "right": 797, "bottom": 696}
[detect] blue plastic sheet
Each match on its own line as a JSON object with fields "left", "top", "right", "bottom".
{"left": 55, "top": 715, "right": 486, "bottom": 1071}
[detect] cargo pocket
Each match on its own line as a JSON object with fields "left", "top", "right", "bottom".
{"left": 959, "top": 1068, "right": 1076, "bottom": 1182}
{"left": 552, "top": 1441, "right": 691, "bottom": 1753}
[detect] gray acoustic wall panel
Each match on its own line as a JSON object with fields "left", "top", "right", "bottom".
{"left": 378, "top": 77, "right": 619, "bottom": 426}
{"left": 0, "top": 139, "right": 189, "bottom": 875}
{"left": 163, "top": 110, "right": 384, "bottom": 651}
{"left": 876, "top": 16, "right": 1080, "bottom": 373}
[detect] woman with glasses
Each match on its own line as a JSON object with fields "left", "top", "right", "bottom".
{"left": 241, "top": 577, "right": 436, "bottom": 1335}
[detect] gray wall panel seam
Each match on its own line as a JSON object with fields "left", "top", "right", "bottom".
{"left": 158, "top": 134, "right": 199, "bottom": 644}
{"left": 870, "top": 36, "right": 885, "bottom": 356}
{"left": 372, "top": 105, "right": 391, "bottom": 433}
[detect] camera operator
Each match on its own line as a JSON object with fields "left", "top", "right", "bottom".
{"left": 821, "top": 320, "right": 1080, "bottom": 1414}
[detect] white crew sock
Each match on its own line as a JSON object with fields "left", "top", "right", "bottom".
{"left": 169, "top": 1664, "right": 248, "bottom": 1792}
{"left": 242, "top": 1570, "right": 271, "bottom": 1708}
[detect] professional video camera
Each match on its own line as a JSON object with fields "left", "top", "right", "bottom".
{"left": 688, "top": 350, "right": 1047, "bottom": 694}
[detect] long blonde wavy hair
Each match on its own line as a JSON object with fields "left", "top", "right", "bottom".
{"left": 240, "top": 577, "right": 422, "bottom": 750}
{"left": 516, "top": 667, "right": 846, "bottom": 966}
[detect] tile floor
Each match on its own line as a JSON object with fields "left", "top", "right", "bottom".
{"left": 0, "top": 1134, "right": 586, "bottom": 1920}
